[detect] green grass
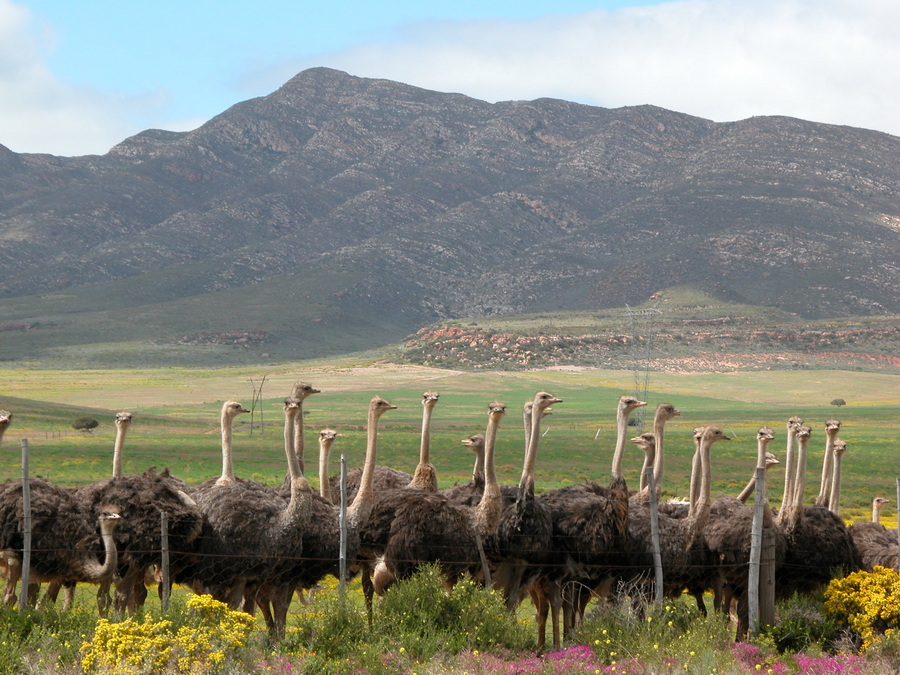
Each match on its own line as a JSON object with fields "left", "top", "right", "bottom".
{"left": 1, "top": 362, "right": 897, "bottom": 521}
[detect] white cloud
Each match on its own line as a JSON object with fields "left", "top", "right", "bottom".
{"left": 0, "top": 0, "right": 148, "bottom": 155}
{"left": 258, "top": 0, "right": 900, "bottom": 137}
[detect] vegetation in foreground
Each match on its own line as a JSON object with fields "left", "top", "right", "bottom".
{"left": 6, "top": 566, "right": 900, "bottom": 673}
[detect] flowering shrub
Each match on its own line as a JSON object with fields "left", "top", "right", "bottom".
{"left": 824, "top": 566, "right": 900, "bottom": 650}
{"left": 80, "top": 594, "right": 254, "bottom": 674}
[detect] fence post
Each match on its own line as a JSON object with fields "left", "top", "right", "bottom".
{"left": 339, "top": 455, "right": 348, "bottom": 608}
{"left": 160, "top": 512, "right": 171, "bottom": 612}
{"left": 19, "top": 439, "right": 32, "bottom": 612}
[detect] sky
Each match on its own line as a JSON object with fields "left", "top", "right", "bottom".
{"left": 1, "top": 0, "right": 898, "bottom": 156}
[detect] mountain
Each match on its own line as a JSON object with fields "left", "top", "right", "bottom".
{"left": 0, "top": 67, "right": 898, "bottom": 366}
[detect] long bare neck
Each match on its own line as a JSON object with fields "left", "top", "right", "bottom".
{"left": 779, "top": 423, "right": 799, "bottom": 514}
{"left": 519, "top": 401, "right": 544, "bottom": 497}
{"left": 283, "top": 406, "right": 302, "bottom": 480}
{"left": 408, "top": 399, "right": 438, "bottom": 492}
{"left": 347, "top": 405, "right": 382, "bottom": 528}
{"left": 81, "top": 517, "right": 120, "bottom": 581}
{"left": 217, "top": 410, "right": 237, "bottom": 485}
{"left": 292, "top": 401, "right": 306, "bottom": 476}
{"left": 872, "top": 500, "right": 885, "bottom": 524}
{"left": 319, "top": 438, "right": 334, "bottom": 502}
{"left": 471, "top": 440, "right": 485, "bottom": 488}
{"left": 791, "top": 430, "right": 810, "bottom": 509}
{"left": 816, "top": 426, "right": 840, "bottom": 507}
{"left": 828, "top": 444, "right": 845, "bottom": 515}
{"left": 688, "top": 430, "right": 715, "bottom": 543}
{"left": 650, "top": 406, "right": 675, "bottom": 494}
{"left": 688, "top": 431, "right": 703, "bottom": 505}
{"left": 610, "top": 405, "right": 631, "bottom": 481}
{"left": 111, "top": 420, "right": 131, "bottom": 479}
{"left": 475, "top": 410, "right": 504, "bottom": 535}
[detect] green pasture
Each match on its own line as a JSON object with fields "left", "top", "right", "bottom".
{"left": 1, "top": 362, "right": 897, "bottom": 524}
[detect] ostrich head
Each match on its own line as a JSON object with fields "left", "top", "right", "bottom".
{"left": 533, "top": 391, "right": 562, "bottom": 415}
{"left": 223, "top": 400, "right": 250, "bottom": 418}
{"left": 787, "top": 416, "right": 804, "bottom": 431}
{"left": 757, "top": 426, "right": 775, "bottom": 443}
{"left": 764, "top": 452, "right": 780, "bottom": 468}
{"left": 318, "top": 428, "right": 341, "bottom": 446}
{"left": 825, "top": 419, "right": 842, "bottom": 435}
{"left": 0, "top": 410, "right": 11, "bottom": 434}
{"left": 461, "top": 433, "right": 485, "bottom": 449}
{"left": 833, "top": 439, "right": 847, "bottom": 456}
{"left": 370, "top": 396, "right": 397, "bottom": 417}
{"left": 291, "top": 382, "right": 321, "bottom": 401}
{"left": 656, "top": 403, "right": 681, "bottom": 421}
{"left": 488, "top": 400, "right": 507, "bottom": 418}
{"left": 796, "top": 424, "right": 811, "bottom": 442}
{"left": 630, "top": 432, "right": 656, "bottom": 451}
{"left": 115, "top": 411, "right": 133, "bottom": 426}
{"left": 620, "top": 395, "right": 647, "bottom": 415}
{"left": 422, "top": 391, "right": 440, "bottom": 409}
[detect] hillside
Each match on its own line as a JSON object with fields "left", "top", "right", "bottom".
{"left": 0, "top": 67, "right": 898, "bottom": 367}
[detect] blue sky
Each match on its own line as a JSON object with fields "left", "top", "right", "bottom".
{"left": 2, "top": 0, "right": 898, "bottom": 155}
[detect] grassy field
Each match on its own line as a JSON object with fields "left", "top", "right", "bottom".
{"left": 1, "top": 360, "right": 898, "bottom": 524}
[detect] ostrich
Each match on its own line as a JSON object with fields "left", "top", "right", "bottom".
{"left": 827, "top": 440, "right": 848, "bottom": 515}
{"left": 623, "top": 427, "right": 729, "bottom": 609}
{"left": 371, "top": 400, "right": 509, "bottom": 597}
{"left": 406, "top": 391, "right": 440, "bottom": 492}
{"left": 49, "top": 412, "right": 204, "bottom": 614}
{"left": 775, "top": 424, "right": 861, "bottom": 597}
{"left": 181, "top": 400, "right": 312, "bottom": 611}
{"left": 848, "top": 498, "right": 898, "bottom": 571}
{"left": 815, "top": 419, "right": 842, "bottom": 507}
{"left": 0, "top": 478, "right": 123, "bottom": 607}
{"left": 530, "top": 394, "right": 644, "bottom": 649}
{"left": 490, "top": 392, "right": 561, "bottom": 613}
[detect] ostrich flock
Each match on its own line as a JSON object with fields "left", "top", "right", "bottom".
{"left": 0, "top": 388, "right": 895, "bottom": 647}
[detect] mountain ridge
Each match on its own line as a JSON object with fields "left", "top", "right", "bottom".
{"left": 0, "top": 67, "right": 898, "bottom": 366}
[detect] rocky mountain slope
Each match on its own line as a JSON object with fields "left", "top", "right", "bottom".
{"left": 0, "top": 67, "right": 898, "bottom": 365}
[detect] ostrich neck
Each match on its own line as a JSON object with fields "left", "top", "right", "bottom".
{"left": 347, "top": 407, "right": 380, "bottom": 528}
{"left": 828, "top": 450, "right": 843, "bottom": 515}
{"left": 111, "top": 422, "right": 130, "bottom": 479}
{"left": 218, "top": 411, "right": 236, "bottom": 484}
{"left": 872, "top": 501, "right": 883, "bottom": 524}
{"left": 816, "top": 431, "right": 838, "bottom": 506}
{"left": 610, "top": 407, "right": 630, "bottom": 481}
{"left": 792, "top": 435, "right": 809, "bottom": 510}
{"left": 475, "top": 413, "right": 503, "bottom": 535}
{"left": 688, "top": 433, "right": 713, "bottom": 540}
{"left": 408, "top": 403, "right": 437, "bottom": 491}
{"left": 319, "top": 441, "right": 333, "bottom": 501}
{"left": 284, "top": 408, "right": 302, "bottom": 480}
{"left": 471, "top": 442, "right": 486, "bottom": 488}
{"left": 80, "top": 521, "right": 119, "bottom": 581}
{"left": 651, "top": 413, "right": 669, "bottom": 493}
{"left": 779, "top": 427, "right": 798, "bottom": 513}
{"left": 291, "top": 401, "right": 306, "bottom": 476}
{"left": 688, "top": 442, "right": 701, "bottom": 506}
{"left": 518, "top": 403, "right": 543, "bottom": 497}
